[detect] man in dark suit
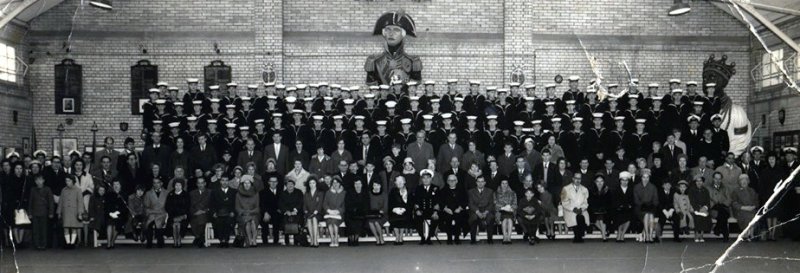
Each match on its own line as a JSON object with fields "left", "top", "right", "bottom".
{"left": 236, "top": 138, "right": 265, "bottom": 173}
{"left": 355, "top": 131, "right": 381, "bottom": 168}
{"left": 661, "top": 134, "right": 684, "bottom": 170}
{"left": 190, "top": 134, "right": 217, "bottom": 175}
{"left": 485, "top": 159, "right": 506, "bottom": 191}
{"left": 260, "top": 175, "right": 282, "bottom": 245}
{"left": 436, "top": 133, "right": 464, "bottom": 172}
{"left": 468, "top": 176, "right": 495, "bottom": 244}
{"left": 118, "top": 153, "right": 144, "bottom": 194}
{"left": 406, "top": 130, "right": 434, "bottom": 172}
{"left": 361, "top": 162, "right": 381, "bottom": 188}
{"left": 141, "top": 132, "right": 173, "bottom": 178}
{"left": 496, "top": 143, "right": 517, "bottom": 177}
{"left": 414, "top": 170, "right": 440, "bottom": 245}
{"left": 443, "top": 156, "right": 469, "bottom": 188}
{"left": 535, "top": 149, "right": 560, "bottom": 191}
{"left": 264, "top": 132, "right": 291, "bottom": 176}
{"left": 117, "top": 137, "right": 142, "bottom": 172}
{"left": 210, "top": 176, "right": 237, "bottom": 248}
{"left": 91, "top": 155, "right": 119, "bottom": 188}
{"left": 508, "top": 156, "right": 531, "bottom": 194}
{"left": 189, "top": 177, "right": 211, "bottom": 248}
{"left": 94, "top": 137, "right": 121, "bottom": 172}
{"left": 597, "top": 158, "right": 620, "bottom": 189}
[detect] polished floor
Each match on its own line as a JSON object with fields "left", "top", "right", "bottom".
{"left": 2, "top": 239, "right": 799, "bottom": 273}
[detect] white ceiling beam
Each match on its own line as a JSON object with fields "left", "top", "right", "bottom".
{"left": 0, "top": 0, "right": 38, "bottom": 29}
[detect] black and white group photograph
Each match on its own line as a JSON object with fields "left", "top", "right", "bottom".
{"left": 1, "top": 0, "right": 800, "bottom": 272}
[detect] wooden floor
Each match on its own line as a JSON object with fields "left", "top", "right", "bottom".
{"left": 2, "top": 239, "right": 798, "bottom": 273}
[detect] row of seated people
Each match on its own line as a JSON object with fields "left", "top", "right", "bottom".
{"left": 2, "top": 144, "right": 798, "bottom": 249}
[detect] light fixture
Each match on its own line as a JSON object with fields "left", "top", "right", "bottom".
{"left": 668, "top": 0, "right": 691, "bottom": 16}
{"left": 89, "top": 0, "right": 113, "bottom": 10}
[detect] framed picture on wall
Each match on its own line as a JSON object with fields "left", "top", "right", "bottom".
{"left": 138, "top": 99, "right": 150, "bottom": 114}
{"left": 63, "top": 98, "right": 76, "bottom": 113}
{"left": 52, "top": 138, "right": 78, "bottom": 158}
{"left": 22, "top": 137, "right": 30, "bottom": 155}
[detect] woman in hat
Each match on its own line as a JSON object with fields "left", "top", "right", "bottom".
{"left": 72, "top": 159, "right": 94, "bottom": 245}
{"left": 279, "top": 179, "right": 304, "bottom": 246}
{"left": 730, "top": 174, "right": 759, "bottom": 238}
{"left": 229, "top": 166, "right": 245, "bottom": 190}
{"left": 494, "top": 179, "right": 517, "bottom": 244}
{"left": 303, "top": 176, "right": 324, "bottom": 247}
{"left": 235, "top": 176, "right": 260, "bottom": 247}
{"left": 688, "top": 175, "right": 712, "bottom": 242}
{"left": 588, "top": 173, "right": 612, "bottom": 242}
{"left": 388, "top": 176, "right": 413, "bottom": 245}
{"left": 58, "top": 175, "right": 85, "bottom": 248}
{"left": 400, "top": 157, "right": 419, "bottom": 191}
{"left": 611, "top": 171, "right": 635, "bottom": 242}
{"left": 345, "top": 179, "right": 369, "bottom": 246}
{"left": 673, "top": 180, "right": 695, "bottom": 236}
{"left": 323, "top": 178, "right": 346, "bottom": 247}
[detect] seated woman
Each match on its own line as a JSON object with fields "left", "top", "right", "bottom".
{"left": 688, "top": 175, "right": 712, "bottom": 242}
{"left": 279, "top": 180, "right": 305, "bottom": 246}
{"left": 126, "top": 185, "right": 147, "bottom": 242}
{"left": 345, "top": 180, "right": 369, "bottom": 246}
{"left": 633, "top": 171, "right": 659, "bottom": 243}
{"left": 388, "top": 176, "right": 414, "bottom": 245}
{"left": 611, "top": 172, "right": 635, "bottom": 242}
{"left": 588, "top": 173, "right": 611, "bottom": 242}
{"left": 494, "top": 180, "right": 518, "bottom": 244}
{"left": 537, "top": 183, "right": 558, "bottom": 240}
{"left": 730, "top": 174, "right": 758, "bottom": 239}
{"left": 236, "top": 176, "right": 260, "bottom": 247}
{"left": 366, "top": 181, "right": 388, "bottom": 246}
{"left": 517, "top": 188, "right": 544, "bottom": 245}
{"left": 439, "top": 174, "right": 469, "bottom": 245}
{"left": 303, "top": 177, "right": 324, "bottom": 247}
{"left": 166, "top": 180, "right": 190, "bottom": 248}
{"left": 323, "top": 178, "right": 346, "bottom": 247}
{"left": 673, "top": 180, "right": 695, "bottom": 235}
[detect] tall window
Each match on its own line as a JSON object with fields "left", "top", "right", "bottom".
{"left": 0, "top": 42, "right": 16, "bottom": 83}
{"left": 760, "top": 49, "right": 783, "bottom": 88}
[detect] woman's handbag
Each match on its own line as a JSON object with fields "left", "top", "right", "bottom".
{"left": 14, "top": 178, "right": 31, "bottom": 225}
{"left": 14, "top": 209, "right": 31, "bottom": 225}
{"left": 283, "top": 215, "right": 300, "bottom": 235}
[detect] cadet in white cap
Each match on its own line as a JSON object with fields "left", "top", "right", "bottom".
{"left": 564, "top": 76, "right": 584, "bottom": 105}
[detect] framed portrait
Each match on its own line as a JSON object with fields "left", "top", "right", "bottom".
{"left": 138, "top": 99, "right": 150, "bottom": 114}
{"left": 62, "top": 98, "right": 76, "bottom": 113}
{"left": 52, "top": 138, "right": 78, "bottom": 158}
{"left": 22, "top": 137, "right": 30, "bottom": 155}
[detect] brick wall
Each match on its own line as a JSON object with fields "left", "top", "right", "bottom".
{"left": 0, "top": 23, "right": 32, "bottom": 155}
{"left": 21, "top": 0, "right": 751, "bottom": 151}
{"left": 747, "top": 19, "right": 800, "bottom": 151}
